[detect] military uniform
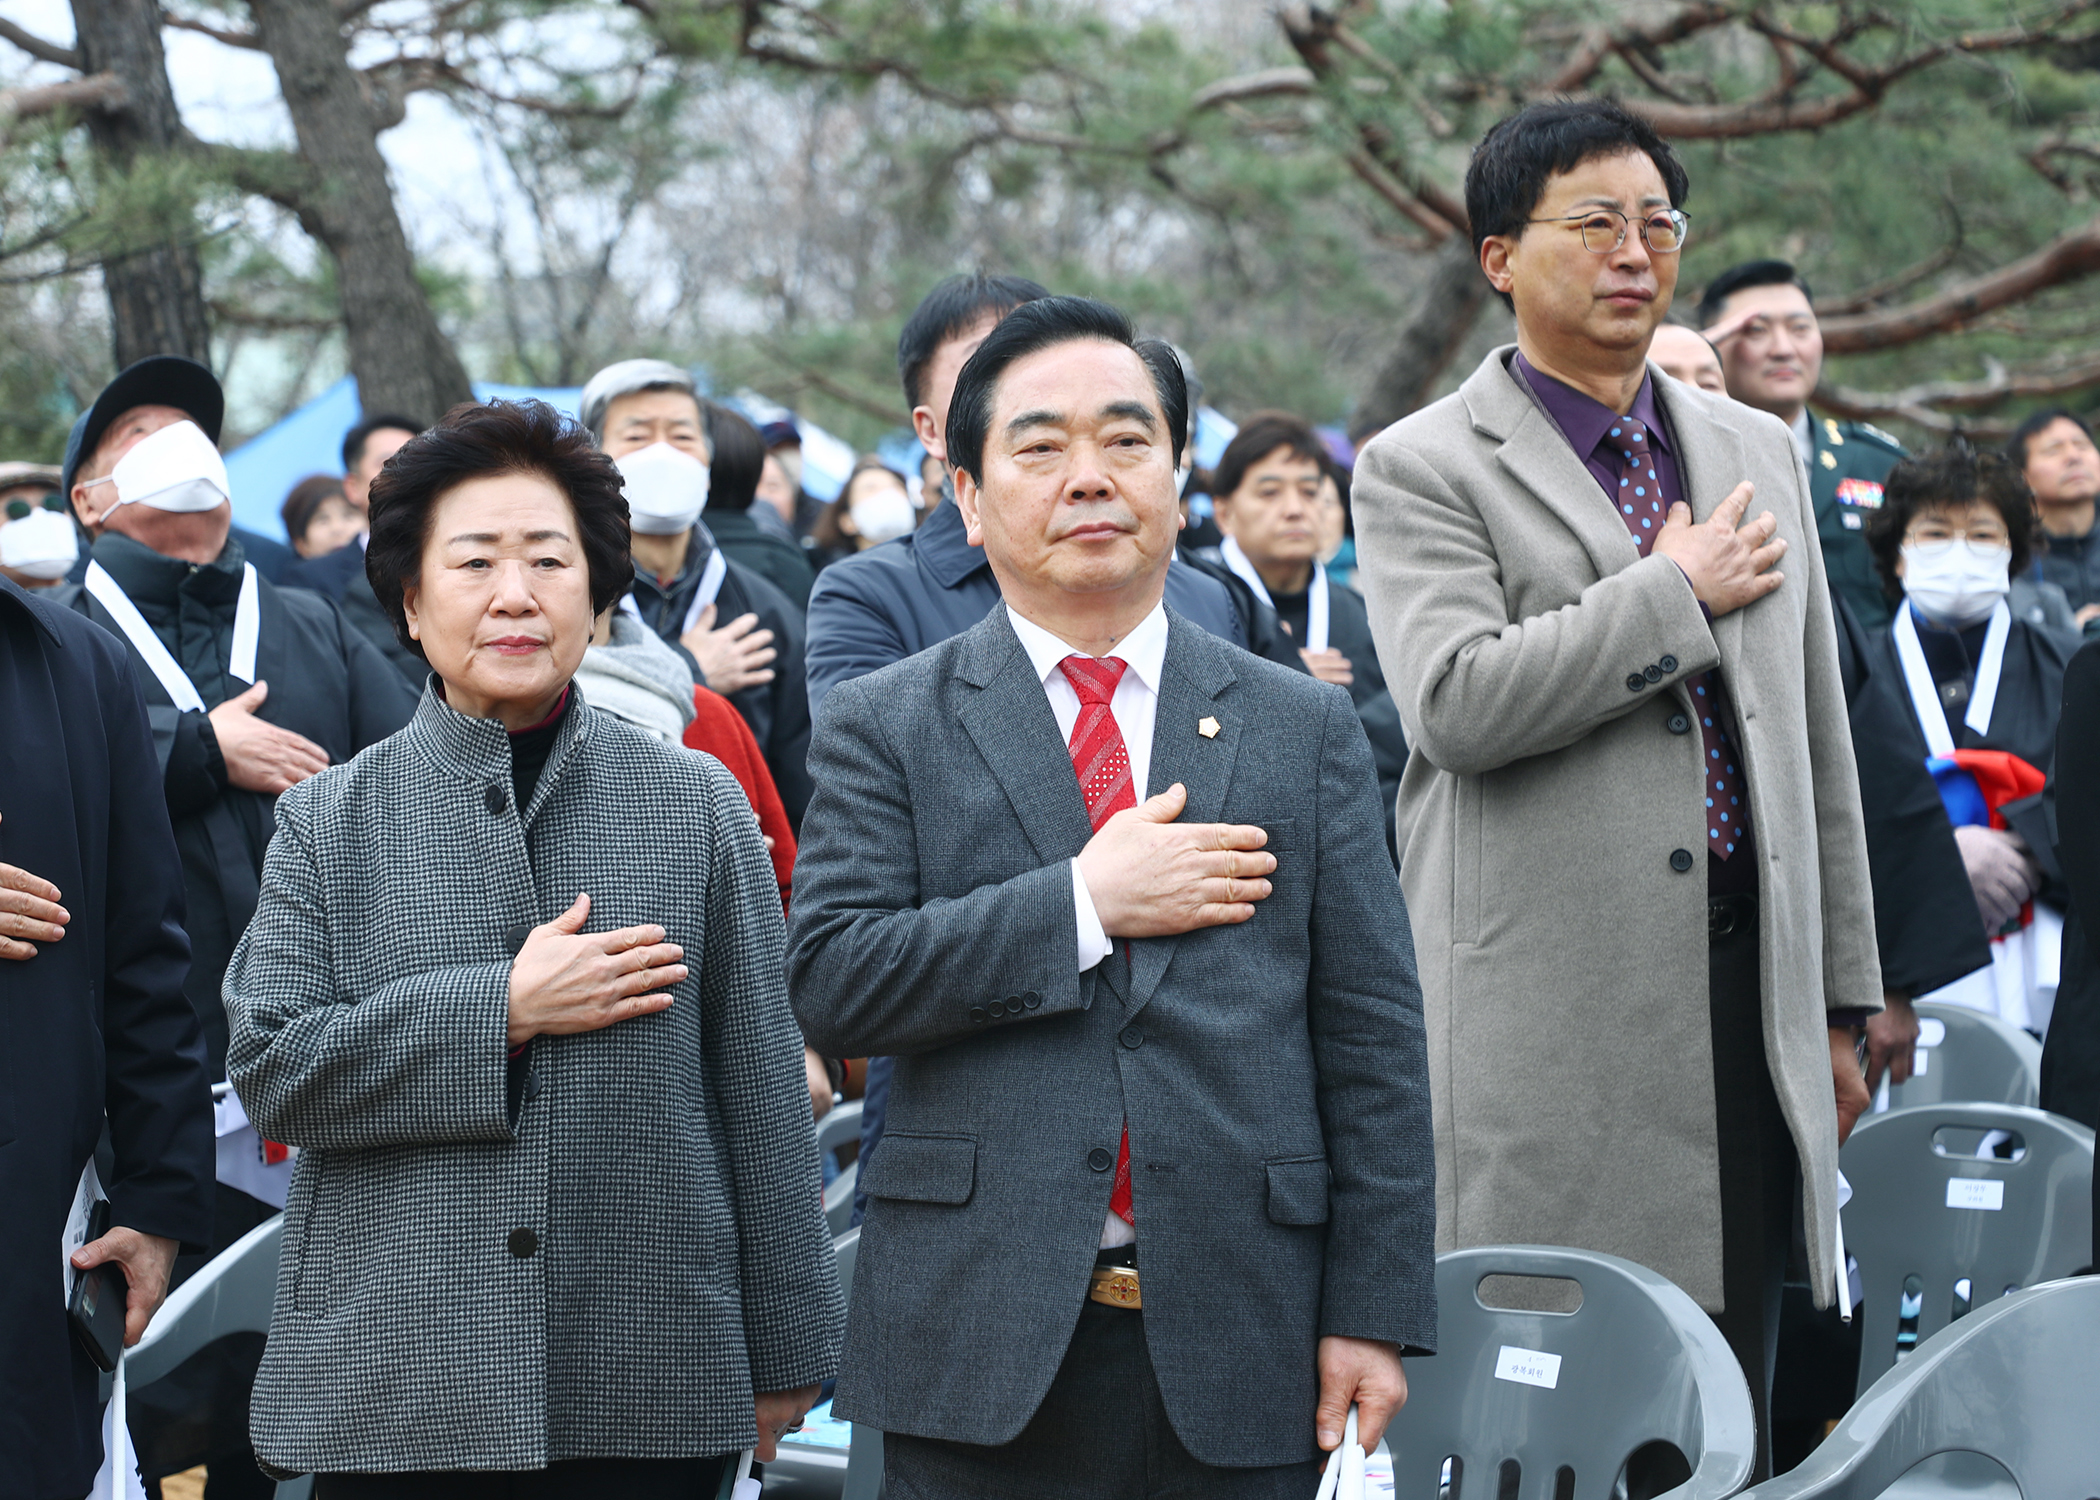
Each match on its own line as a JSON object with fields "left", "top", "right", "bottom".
{"left": 1805, "top": 412, "right": 1906, "bottom": 629}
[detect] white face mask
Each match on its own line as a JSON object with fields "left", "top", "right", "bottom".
{"left": 99, "top": 420, "right": 230, "bottom": 513}
{"left": 0, "top": 507, "right": 79, "bottom": 579}
{"left": 849, "top": 481, "right": 918, "bottom": 546}
{"left": 616, "top": 442, "right": 709, "bottom": 536}
{"left": 1902, "top": 539, "right": 2011, "bottom": 627}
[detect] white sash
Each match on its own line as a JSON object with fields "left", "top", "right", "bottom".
{"left": 1891, "top": 599, "right": 2009, "bottom": 758}
{"left": 618, "top": 543, "right": 726, "bottom": 637}
{"left": 84, "top": 559, "right": 258, "bottom": 715}
{"left": 1219, "top": 534, "right": 1328, "bottom": 652}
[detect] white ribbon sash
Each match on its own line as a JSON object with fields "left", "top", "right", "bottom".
{"left": 1891, "top": 599, "right": 2009, "bottom": 758}
{"left": 1219, "top": 534, "right": 1328, "bottom": 652}
{"left": 84, "top": 559, "right": 258, "bottom": 714}
{"left": 618, "top": 543, "right": 727, "bottom": 638}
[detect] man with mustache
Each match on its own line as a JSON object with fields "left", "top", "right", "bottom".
{"left": 1351, "top": 100, "right": 1880, "bottom": 1479}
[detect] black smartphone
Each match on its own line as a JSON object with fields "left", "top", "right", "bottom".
{"left": 67, "top": 1200, "right": 128, "bottom": 1372}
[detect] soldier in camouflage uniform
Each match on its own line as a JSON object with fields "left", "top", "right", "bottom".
{"left": 1697, "top": 259, "right": 1908, "bottom": 628}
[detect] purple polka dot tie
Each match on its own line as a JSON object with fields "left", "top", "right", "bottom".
{"left": 1604, "top": 419, "right": 1748, "bottom": 859}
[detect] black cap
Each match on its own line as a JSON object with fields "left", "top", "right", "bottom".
{"left": 60, "top": 356, "right": 225, "bottom": 501}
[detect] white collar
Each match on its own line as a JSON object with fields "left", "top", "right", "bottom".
{"left": 1791, "top": 408, "right": 1814, "bottom": 468}
{"left": 1006, "top": 599, "right": 1169, "bottom": 697}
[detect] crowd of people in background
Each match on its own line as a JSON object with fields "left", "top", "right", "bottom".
{"left": 6, "top": 91, "right": 2100, "bottom": 1500}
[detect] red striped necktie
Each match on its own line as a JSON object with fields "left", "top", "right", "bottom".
{"left": 1059, "top": 654, "right": 1137, "bottom": 1225}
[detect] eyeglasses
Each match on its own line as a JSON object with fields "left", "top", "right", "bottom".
{"left": 1526, "top": 208, "right": 1690, "bottom": 255}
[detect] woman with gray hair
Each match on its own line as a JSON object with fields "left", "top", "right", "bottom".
{"left": 223, "top": 398, "right": 841, "bottom": 1497}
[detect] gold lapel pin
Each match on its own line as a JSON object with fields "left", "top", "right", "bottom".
{"left": 1198, "top": 716, "right": 1220, "bottom": 739}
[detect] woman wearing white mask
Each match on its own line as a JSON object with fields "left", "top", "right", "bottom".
{"left": 811, "top": 457, "right": 919, "bottom": 561}
{"left": 1866, "top": 447, "right": 2075, "bottom": 1032}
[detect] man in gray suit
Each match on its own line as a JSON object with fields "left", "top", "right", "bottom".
{"left": 789, "top": 296, "right": 1435, "bottom": 1498}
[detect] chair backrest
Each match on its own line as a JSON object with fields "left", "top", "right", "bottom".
{"left": 825, "top": 1160, "right": 858, "bottom": 1237}
{"left": 1881, "top": 1002, "right": 2042, "bottom": 1113}
{"left": 1740, "top": 1277, "right": 2100, "bottom": 1500}
{"left": 1840, "top": 1100, "right": 2094, "bottom": 1399}
{"left": 1384, "top": 1246, "right": 1755, "bottom": 1500}
{"left": 124, "top": 1215, "right": 312, "bottom": 1499}
{"left": 817, "top": 1099, "right": 864, "bottom": 1160}
{"left": 835, "top": 1224, "right": 859, "bottom": 1315}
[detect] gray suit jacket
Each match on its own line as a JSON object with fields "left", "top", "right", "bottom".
{"left": 787, "top": 606, "right": 1435, "bottom": 1468}
{"left": 224, "top": 686, "right": 841, "bottom": 1475}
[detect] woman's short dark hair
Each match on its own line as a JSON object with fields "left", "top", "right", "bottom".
{"left": 702, "top": 403, "right": 767, "bottom": 512}
{"left": 365, "top": 399, "right": 635, "bottom": 661}
{"left": 280, "top": 473, "right": 347, "bottom": 545}
{"left": 1464, "top": 98, "right": 1689, "bottom": 310}
{"left": 1865, "top": 446, "right": 2037, "bottom": 602}
{"left": 945, "top": 296, "right": 1187, "bottom": 485}
{"left": 1211, "top": 411, "right": 1325, "bottom": 504}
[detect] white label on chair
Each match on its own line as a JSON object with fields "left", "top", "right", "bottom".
{"left": 1918, "top": 1017, "right": 1946, "bottom": 1047}
{"left": 1913, "top": 1047, "right": 1928, "bottom": 1075}
{"left": 1946, "top": 1178, "right": 2005, "bottom": 1211}
{"left": 1492, "top": 1345, "right": 1562, "bottom": 1389}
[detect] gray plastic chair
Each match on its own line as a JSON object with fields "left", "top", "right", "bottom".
{"left": 765, "top": 1228, "right": 865, "bottom": 1499}
{"left": 824, "top": 1160, "right": 858, "bottom": 1236}
{"left": 817, "top": 1099, "right": 863, "bottom": 1160}
{"left": 1739, "top": 1276, "right": 2100, "bottom": 1500}
{"left": 1881, "top": 1002, "right": 2042, "bottom": 1113}
{"left": 1384, "top": 1245, "right": 1755, "bottom": 1500}
{"left": 1840, "top": 1100, "right": 2094, "bottom": 1400}
{"left": 124, "top": 1213, "right": 310, "bottom": 1499}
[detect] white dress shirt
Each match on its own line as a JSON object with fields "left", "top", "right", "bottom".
{"left": 1006, "top": 601, "right": 1168, "bottom": 1251}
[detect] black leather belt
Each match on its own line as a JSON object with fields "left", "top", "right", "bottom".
{"left": 1709, "top": 893, "right": 1757, "bottom": 942}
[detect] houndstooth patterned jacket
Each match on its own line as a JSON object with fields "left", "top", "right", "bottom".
{"left": 223, "top": 683, "right": 841, "bottom": 1476}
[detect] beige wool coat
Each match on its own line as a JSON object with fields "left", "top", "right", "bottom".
{"left": 1352, "top": 348, "right": 1882, "bottom": 1313}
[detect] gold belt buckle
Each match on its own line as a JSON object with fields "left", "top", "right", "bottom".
{"left": 1089, "top": 1264, "right": 1141, "bottom": 1310}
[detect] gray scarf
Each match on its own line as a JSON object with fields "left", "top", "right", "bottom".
{"left": 575, "top": 611, "right": 696, "bottom": 743}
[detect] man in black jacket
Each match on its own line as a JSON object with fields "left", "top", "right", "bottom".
{"left": 703, "top": 403, "right": 819, "bottom": 609}
{"left": 281, "top": 412, "right": 426, "bottom": 687}
{"left": 56, "top": 356, "right": 417, "bottom": 1494}
{"left": 0, "top": 574, "right": 215, "bottom": 1500}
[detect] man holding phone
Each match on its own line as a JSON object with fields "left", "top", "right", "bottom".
{"left": 2, "top": 570, "right": 215, "bottom": 1499}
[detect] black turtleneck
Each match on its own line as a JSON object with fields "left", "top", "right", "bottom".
{"left": 507, "top": 686, "right": 572, "bottom": 811}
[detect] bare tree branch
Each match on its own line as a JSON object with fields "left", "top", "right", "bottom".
{"left": 0, "top": 17, "right": 82, "bottom": 70}
{"left": 1816, "top": 217, "right": 1966, "bottom": 317}
{"left": 1190, "top": 67, "right": 1315, "bottom": 113}
{"left": 161, "top": 13, "right": 265, "bottom": 50}
{"left": 1818, "top": 352, "right": 2100, "bottom": 437}
{"left": 0, "top": 72, "right": 126, "bottom": 129}
{"left": 756, "top": 342, "right": 911, "bottom": 425}
{"left": 1820, "top": 212, "right": 2100, "bottom": 352}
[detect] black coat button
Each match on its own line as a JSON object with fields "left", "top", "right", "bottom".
{"left": 485, "top": 784, "right": 508, "bottom": 815}
{"left": 1668, "top": 714, "right": 1691, "bottom": 735}
{"left": 969, "top": 1005, "right": 988, "bottom": 1024}
{"left": 1644, "top": 664, "right": 1664, "bottom": 683}
{"left": 1670, "top": 849, "right": 1695, "bottom": 873}
{"left": 524, "top": 1072, "right": 542, "bottom": 1100}
{"left": 1022, "top": 991, "right": 1042, "bottom": 1009}
{"left": 1120, "top": 1026, "right": 1144, "bottom": 1049}
{"left": 505, "top": 923, "right": 532, "bottom": 957}
{"left": 1088, "top": 1147, "right": 1113, "bottom": 1171}
{"left": 508, "top": 1227, "right": 538, "bottom": 1258}
{"left": 1659, "top": 654, "right": 1678, "bottom": 673}
{"left": 1626, "top": 674, "right": 1646, "bottom": 693}
{"left": 987, "top": 1000, "right": 1006, "bottom": 1019}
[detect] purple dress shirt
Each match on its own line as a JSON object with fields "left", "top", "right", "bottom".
{"left": 1514, "top": 352, "right": 1757, "bottom": 895}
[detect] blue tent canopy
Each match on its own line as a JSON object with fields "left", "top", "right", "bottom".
{"left": 223, "top": 377, "right": 583, "bottom": 542}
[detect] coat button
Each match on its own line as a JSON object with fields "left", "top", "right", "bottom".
{"left": 505, "top": 923, "right": 532, "bottom": 957}
{"left": 987, "top": 1000, "right": 1006, "bottom": 1019}
{"left": 524, "top": 1072, "right": 542, "bottom": 1100}
{"left": 1088, "top": 1147, "right": 1113, "bottom": 1172}
{"left": 1644, "top": 664, "right": 1664, "bottom": 683}
{"left": 969, "top": 1005, "right": 988, "bottom": 1024}
{"left": 1670, "top": 849, "right": 1695, "bottom": 873}
{"left": 1120, "top": 1026, "right": 1144, "bottom": 1049}
{"left": 1668, "top": 714, "right": 1691, "bottom": 735}
{"left": 1022, "top": 991, "right": 1042, "bottom": 1009}
{"left": 1659, "top": 655, "right": 1678, "bottom": 673}
{"left": 508, "top": 1227, "right": 538, "bottom": 1258}
{"left": 485, "top": 784, "right": 508, "bottom": 815}
{"left": 1626, "top": 674, "right": 1646, "bottom": 693}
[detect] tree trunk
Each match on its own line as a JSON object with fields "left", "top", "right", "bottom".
{"left": 244, "top": 0, "right": 472, "bottom": 425}
{"left": 68, "top": 0, "right": 212, "bottom": 368}
{"left": 1348, "top": 235, "right": 1492, "bottom": 442}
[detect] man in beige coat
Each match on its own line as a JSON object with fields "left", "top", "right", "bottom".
{"left": 1352, "top": 99, "right": 1878, "bottom": 1476}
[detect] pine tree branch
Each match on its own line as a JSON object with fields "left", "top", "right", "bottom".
{"left": 1820, "top": 212, "right": 2100, "bottom": 353}
{"left": 0, "top": 17, "right": 82, "bottom": 70}
{"left": 0, "top": 72, "right": 126, "bottom": 131}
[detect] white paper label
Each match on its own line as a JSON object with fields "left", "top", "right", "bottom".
{"left": 1493, "top": 1345, "right": 1562, "bottom": 1389}
{"left": 1913, "top": 1046, "right": 1928, "bottom": 1076}
{"left": 1946, "top": 1178, "right": 2005, "bottom": 1211}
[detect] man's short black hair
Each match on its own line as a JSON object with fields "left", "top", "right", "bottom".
{"left": 1695, "top": 261, "right": 1813, "bottom": 331}
{"left": 703, "top": 403, "right": 767, "bottom": 512}
{"left": 1464, "top": 98, "right": 1689, "bottom": 310}
{"left": 1211, "top": 411, "right": 1326, "bottom": 504}
{"left": 365, "top": 400, "right": 634, "bottom": 662}
{"left": 2005, "top": 408, "right": 2095, "bottom": 470}
{"left": 1865, "top": 446, "right": 2037, "bottom": 602}
{"left": 897, "top": 273, "right": 1051, "bottom": 411}
{"left": 944, "top": 297, "right": 1187, "bottom": 489}
{"left": 343, "top": 412, "right": 423, "bottom": 473}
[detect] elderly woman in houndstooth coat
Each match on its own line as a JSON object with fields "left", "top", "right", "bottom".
{"left": 222, "top": 399, "right": 841, "bottom": 1499}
